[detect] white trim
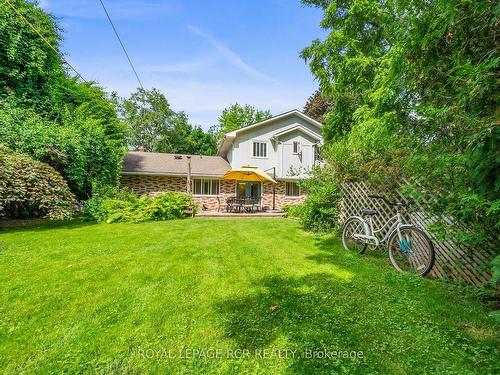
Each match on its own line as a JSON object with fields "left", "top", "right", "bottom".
{"left": 192, "top": 177, "right": 220, "bottom": 196}
{"left": 292, "top": 140, "right": 301, "bottom": 155}
{"left": 272, "top": 124, "right": 322, "bottom": 142}
{"left": 226, "top": 110, "right": 323, "bottom": 137}
{"left": 252, "top": 140, "right": 268, "bottom": 158}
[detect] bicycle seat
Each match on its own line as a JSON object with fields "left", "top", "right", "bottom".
{"left": 361, "top": 208, "right": 379, "bottom": 216}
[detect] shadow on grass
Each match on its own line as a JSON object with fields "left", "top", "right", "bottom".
{"left": 311, "top": 235, "right": 388, "bottom": 265}
{"left": 214, "top": 237, "right": 499, "bottom": 374}
{"left": 214, "top": 273, "right": 375, "bottom": 374}
{"left": 0, "top": 218, "right": 98, "bottom": 233}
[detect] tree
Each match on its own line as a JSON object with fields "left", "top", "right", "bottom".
{"left": 300, "top": 0, "right": 499, "bottom": 248}
{"left": 301, "top": 0, "right": 393, "bottom": 141}
{"left": 210, "top": 103, "right": 272, "bottom": 140}
{"left": 0, "top": 0, "right": 125, "bottom": 200}
{"left": 119, "top": 88, "right": 177, "bottom": 152}
{"left": 0, "top": 0, "right": 64, "bottom": 112}
{"left": 0, "top": 100, "right": 124, "bottom": 200}
{"left": 160, "top": 119, "right": 217, "bottom": 156}
{"left": 303, "top": 89, "right": 332, "bottom": 123}
{"left": 181, "top": 126, "right": 217, "bottom": 156}
{"left": 119, "top": 88, "right": 217, "bottom": 155}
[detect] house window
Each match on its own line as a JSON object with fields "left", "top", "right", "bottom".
{"left": 193, "top": 178, "right": 219, "bottom": 195}
{"left": 285, "top": 181, "right": 301, "bottom": 197}
{"left": 252, "top": 142, "right": 267, "bottom": 157}
{"left": 293, "top": 141, "right": 301, "bottom": 154}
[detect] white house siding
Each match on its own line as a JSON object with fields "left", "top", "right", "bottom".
{"left": 278, "top": 130, "right": 317, "bottom": 179}
{"left": 227, "top": 115, "right": 321, "bottom": 180}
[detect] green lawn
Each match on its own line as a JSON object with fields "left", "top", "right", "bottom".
{"left": 0, "top": 218, "right": 498, "bottom": 374}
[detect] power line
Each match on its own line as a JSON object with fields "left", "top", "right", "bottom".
{"left": 4, "top": 0, "right": 87, "bottom": 82}
{"left": 98, "top": 0, "right": 145, "bottom": 90}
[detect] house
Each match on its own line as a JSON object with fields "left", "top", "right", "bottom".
{"left": 120, "top": 109, "right": 323, "bottom": 211}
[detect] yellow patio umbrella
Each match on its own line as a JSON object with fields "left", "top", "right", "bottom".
{"left": 221, "top": 166, "right": 277, "bottom": 184}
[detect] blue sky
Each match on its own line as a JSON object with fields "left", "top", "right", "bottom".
{"left": 38, "top": 0, "right": 325, "bottom": 129}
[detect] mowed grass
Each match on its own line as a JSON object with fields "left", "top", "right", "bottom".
{"left": 0, "top": 218, "right": 498, "bottom": 374}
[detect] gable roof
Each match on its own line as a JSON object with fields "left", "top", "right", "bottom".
{"left": 217, "top": 109, "right": 323, "bottom": 156}
{"left": 224, "top": 109, "right": 322, "bottom": 137}
{"left": 271, "top": 124, "right": 322, "bottom": 142}
{"left": 122, "top": 152, "right": 230, "bottom": 177}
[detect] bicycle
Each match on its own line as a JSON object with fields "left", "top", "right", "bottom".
{"left": 342, "top": 195, "right": 435, "bottom": 276}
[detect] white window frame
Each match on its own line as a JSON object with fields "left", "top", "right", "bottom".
{"left": 285, "top": 181, "right": 301, "bottom": 197}
{"left": 292, "top": 141, "right": 301, "bottom": 154}
{"left": 192, "top": 178, "right": 220, "bottom": 196}
{"left": 252, "top": 141, "right": 268, "bottom": 158}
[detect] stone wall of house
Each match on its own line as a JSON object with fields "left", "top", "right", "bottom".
{"left": 193, "top": 180, "right": 235, "bottom": 211}
{"left": 120, "top": 175, "right": 304, "bottom": 211}
{"left": 120, "top": 175, "right": 235, "bottom": 212}
{"left": 120, "top": 175, "right": 187, "bottom": 195}
{"left": 262, "top": 181, "right": 306, "bottom": 210}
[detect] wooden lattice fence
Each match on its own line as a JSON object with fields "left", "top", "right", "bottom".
{"left": 340, "top": 182, "right": 496, "bottom": 286}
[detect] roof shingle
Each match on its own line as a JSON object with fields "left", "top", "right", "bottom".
{"left": 122, "top": 152, "right": 230, "bottom": 177}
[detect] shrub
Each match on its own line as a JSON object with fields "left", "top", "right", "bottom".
{"left": 0, "top": 102, "right": 125, "bottom": 200}
{"left": 284, "top": 168, "right": 341, "bottom": 232}
{"left": 0, "top": 145, "right": 76, "bottom": 219}
{"left": 82, "top": 184, "right": 133, "bottom": 221}
{"left": 88, "top": 191, "right": 196, "bottom": 223}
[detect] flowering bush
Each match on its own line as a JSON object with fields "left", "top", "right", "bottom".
{"left": 0, "top": 145, "right": 76, "bottom": 219}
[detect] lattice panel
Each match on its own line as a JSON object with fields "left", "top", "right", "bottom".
{"left": 340, "top": 182, "right": 495, "bottom": 286}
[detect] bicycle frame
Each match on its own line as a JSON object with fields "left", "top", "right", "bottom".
{"left": 353, "top": 213, "right": 407, "bottom": 246}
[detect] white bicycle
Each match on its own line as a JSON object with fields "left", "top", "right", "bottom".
{"left": 342, "top": 195, "right": 435, "bottom": 276}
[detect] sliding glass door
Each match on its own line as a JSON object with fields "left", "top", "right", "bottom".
{"left": 236, "top": 181, "right": 262, "bottom": 199}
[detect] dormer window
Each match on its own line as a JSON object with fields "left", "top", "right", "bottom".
{"left": 252, "top": 142, "right": 267, "bottom": 158}
{"left": 293, "top": 141, "right": 301, "bottom": 154}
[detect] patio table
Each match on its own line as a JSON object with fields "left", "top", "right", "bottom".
{"left": 226, "top": 197, "right": 244, "bottom": 212}
{"left": 226, "top": 197, "right": 261, "bottom": 213}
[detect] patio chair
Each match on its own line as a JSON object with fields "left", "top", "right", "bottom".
{"left": 252, "top": 196, "right": 262, "bottom": 212}
{"left": 225, "top": 197, "right": 233, "bottom": 212}
{"left": 243, "top": 198, "right": 255, "bottom": 213}
{"left": 226, "top": 197, "right": 241, "bottom": 213}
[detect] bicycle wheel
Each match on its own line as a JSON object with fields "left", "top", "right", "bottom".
{"left": 387, "top": 226, "right": 435, "bottom": 276}
{"left": 342, "top": 217, "right": 367, "bottom": 254}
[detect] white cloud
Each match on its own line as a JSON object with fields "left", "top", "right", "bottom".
{"left": 187, "top": 25, "right": 274, "bottom": 83}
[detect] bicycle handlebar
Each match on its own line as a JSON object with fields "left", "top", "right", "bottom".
{"left": 367, "top": 194, "right": 413, "bottom": 207}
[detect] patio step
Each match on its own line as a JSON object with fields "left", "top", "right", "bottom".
{"left": 196, "top": 210, "right": 284, "bottom": 218}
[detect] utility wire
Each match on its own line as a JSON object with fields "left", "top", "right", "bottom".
{"left": 98, "top": 0, "right": 145, "bottom": 90}
{"left": 4, "top": 0, "right": 87, "bottom": 82}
